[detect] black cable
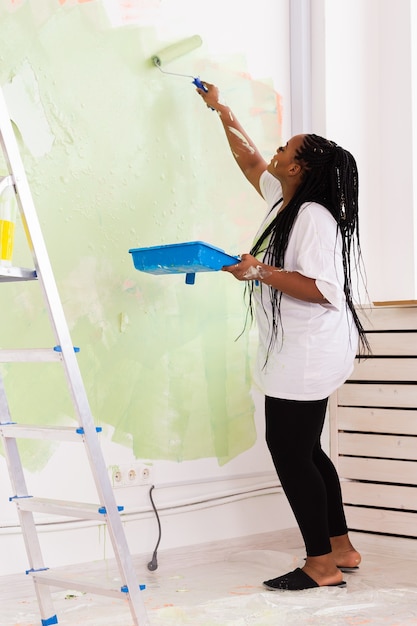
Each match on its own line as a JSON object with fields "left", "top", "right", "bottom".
{"left": 147, "top": 485, "right": 161, "bottom": 571}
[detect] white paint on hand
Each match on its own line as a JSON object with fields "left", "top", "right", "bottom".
{"left": 242, "top": 265, "right": 273, "bottom": 281}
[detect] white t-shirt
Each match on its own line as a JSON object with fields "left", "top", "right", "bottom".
{"left": 252, "top": 170, "right": 358, "bottom": 400}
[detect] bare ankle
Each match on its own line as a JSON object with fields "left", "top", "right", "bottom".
{"left": 330, "top": 534, "right": 361, "bottom": 568}
{"left": 330, "top": 533, "right": 353, "bottom": 550}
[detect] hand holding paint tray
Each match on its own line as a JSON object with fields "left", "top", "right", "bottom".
{"left": 129, "top": 241, "right": 240, "bottom": 285}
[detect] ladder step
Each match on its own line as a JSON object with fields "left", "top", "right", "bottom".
{"left": 31, "top": 570, "right": 142, "bottom": 599}
{"left": 0, "top": 266, "right": 37, "bottom": 283}
{"left": 10, "top": 496, "right": 124, "bottom": 520}
{"left": 0, "top": 348, "right": 62, "bottom": 362}
{"left": 0, "top": 423, "right": 101, "bottom": 441}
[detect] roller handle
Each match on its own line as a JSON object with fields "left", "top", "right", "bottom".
{"left": 192, "top": 77, "right": 215, "bottom": 111}
{"left": 192, "top": 77, "right": 207, "bottom": 91}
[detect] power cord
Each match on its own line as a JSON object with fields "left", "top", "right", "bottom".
{"left": 147, "top": 485, "right": 161, "bottom": 571}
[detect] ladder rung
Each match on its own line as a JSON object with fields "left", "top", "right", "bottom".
{"left": 31, "top": 571, "right": 132, "bottom": 599}
{"left": 10, "top": 496, "right": 123, "bottom": 520}
{"left": 0, "top": 424, "right": 99, "bottom": 441}
{"left": 0, "top": 266, "right": 37, "bottom": 283}
{"left": 0, "top": 348, "right": 62, "bottom": 362}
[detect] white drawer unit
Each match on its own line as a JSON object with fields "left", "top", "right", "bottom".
{"left": 330, "top": 304, "right": 417, "bottom": 538}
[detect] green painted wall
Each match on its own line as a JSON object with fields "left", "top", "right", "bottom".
{"left": 0, "top": 0, "right": 282, "bottom": 470}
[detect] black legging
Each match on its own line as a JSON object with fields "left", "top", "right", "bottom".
{"left": 265, "top": 395, "right": 348, "bottom": 557}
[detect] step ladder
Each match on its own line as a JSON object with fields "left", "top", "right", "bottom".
{"left": 0, "top": 87, "right": 149, "bottom": 626}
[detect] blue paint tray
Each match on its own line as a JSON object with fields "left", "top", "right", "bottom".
{"left": 129, "top": 240, "right": 240, "bottom": 284}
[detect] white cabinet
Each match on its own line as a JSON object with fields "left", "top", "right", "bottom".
{"left": 330, "top": 305, "right": 417, "bottom": 537}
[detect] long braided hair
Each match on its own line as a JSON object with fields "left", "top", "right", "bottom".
{"left": 246, "top": 133, "right": 370, "bottom": 360}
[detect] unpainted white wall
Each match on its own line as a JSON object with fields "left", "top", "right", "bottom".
{"left": 316, "top": 0, "right": 416, "bottom": 302}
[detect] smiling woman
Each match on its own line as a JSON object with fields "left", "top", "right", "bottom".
{"left": 196, "top": 80, "right": 368, "bottom": 589}
{"left": 268, "top": 138, "right": 298, "bottom": 169}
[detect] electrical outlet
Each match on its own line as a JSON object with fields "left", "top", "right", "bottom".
{"left": 108, "top": 463, "right": 153, "bottom": 488}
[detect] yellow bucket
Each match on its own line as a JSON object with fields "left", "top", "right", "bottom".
{"left": 0, "top": 178, "right": 17, "bottom": 266}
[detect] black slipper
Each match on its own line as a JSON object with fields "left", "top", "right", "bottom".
{"left": 263, "top": 567, "right": 346, "bottom": 591}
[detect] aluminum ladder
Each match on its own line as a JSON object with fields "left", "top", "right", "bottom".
{"left": 0, "top": 87, "right": 149, "bottom": 626}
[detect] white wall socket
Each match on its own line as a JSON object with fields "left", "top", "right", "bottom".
{"left": 108, "top": 462, "right": 154, "bottom": 488}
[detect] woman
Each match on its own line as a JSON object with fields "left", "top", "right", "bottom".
{"left": 197, "top": 83, "right": 369, "bottom": 591}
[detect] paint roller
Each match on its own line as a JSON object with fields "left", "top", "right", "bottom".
{"left": 151, "top": 35, "right": 208, "bottom": 92}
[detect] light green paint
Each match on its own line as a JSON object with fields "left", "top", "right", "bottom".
{"left": 0, "top": 1, "right": 282, "bottom": 468}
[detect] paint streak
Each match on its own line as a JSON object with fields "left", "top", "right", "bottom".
{"left": 2, "top": 61, "right": 55, "bottom": 157}
{"left": 228, "top": 127, "right": 256, "bottom": 154}
{"left": 102, "top": 0, "right": 161, "bottom": 26}
{"left": 59, "top": 0, "right": 94, "bottom": 5}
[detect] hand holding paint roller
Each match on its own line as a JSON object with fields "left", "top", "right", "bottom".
{"left": 151, "top": 35, "right": 209, "bottom": 94}
{"left": 194, "top": 81, "right": 226, "bottom": 112}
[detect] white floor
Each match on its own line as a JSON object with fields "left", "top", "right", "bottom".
{"left": 1, "top": 528, "right": 417, "bottom": 626}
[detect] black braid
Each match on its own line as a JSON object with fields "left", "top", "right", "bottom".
{"left": 244, "top": 133, "right": 370, "bottom": 360}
